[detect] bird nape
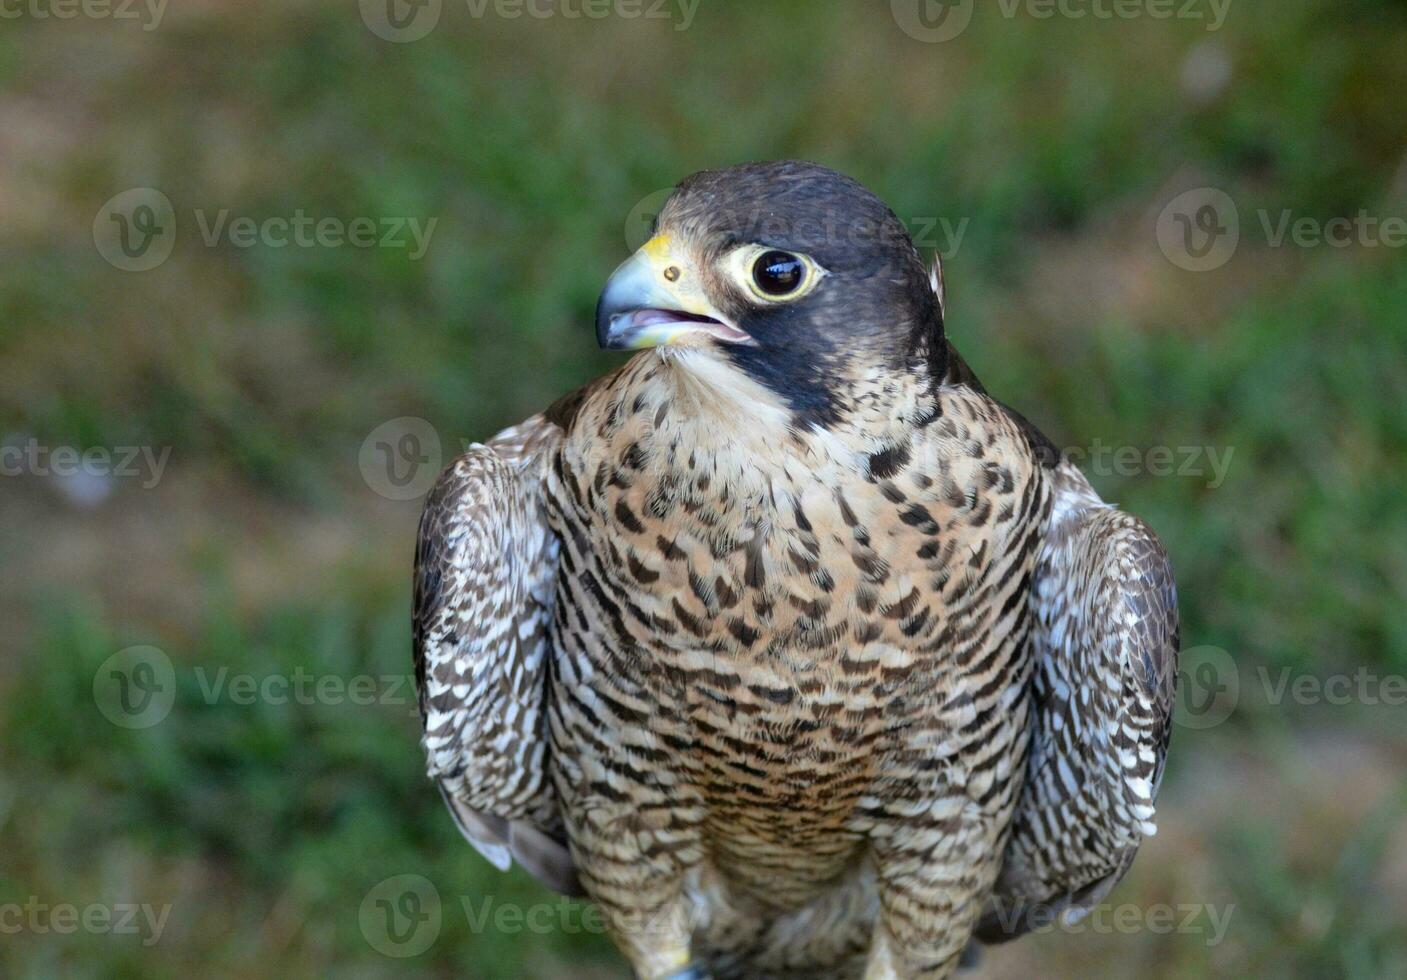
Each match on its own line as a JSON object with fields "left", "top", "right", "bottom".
{"left": 413, "top": 160, "right": 1179, "bottom": 980}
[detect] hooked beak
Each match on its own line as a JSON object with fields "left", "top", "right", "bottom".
{"left": 595, "top": 234, "right": 753, "bottom": 350}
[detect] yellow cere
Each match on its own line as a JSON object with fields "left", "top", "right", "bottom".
{"left": 642, "top": 234, "right": 675, "bottom": 265}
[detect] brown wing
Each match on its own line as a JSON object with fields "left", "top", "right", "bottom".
{"left": 413, "top": 414, "right": 583, "bottom": 895}
{"left": 978, "top": 463, "right": 1179, "bottom": 941}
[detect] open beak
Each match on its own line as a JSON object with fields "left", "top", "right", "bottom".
{"left": 596, "top": 234, "right": 753, "bottom": 350}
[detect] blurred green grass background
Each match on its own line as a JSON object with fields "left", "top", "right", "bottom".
{"left": 1, "top": 1, "right": 1406, "bottom": 977}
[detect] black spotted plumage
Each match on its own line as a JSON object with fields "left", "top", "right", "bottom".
{"left": 413, "top": 161, "right": 1179, "bottom": 980}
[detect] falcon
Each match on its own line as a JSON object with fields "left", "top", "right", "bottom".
{"left": 413, "top": 161, "right": 1179, "bottom": 980}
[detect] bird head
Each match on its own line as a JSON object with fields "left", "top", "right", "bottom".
{"left": 596, "top": 161, "right": 945, "bottom": 427}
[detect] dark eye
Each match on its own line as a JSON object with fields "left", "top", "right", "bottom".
{"left": 751, "top": 250, "right": 806, "bottom": 297}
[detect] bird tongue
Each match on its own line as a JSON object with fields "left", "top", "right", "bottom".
{"left": 633, "top": 309, "right": 754, "bottom": 345}
{"left": 634, "top": 309, "right": 719, "bottom": 327}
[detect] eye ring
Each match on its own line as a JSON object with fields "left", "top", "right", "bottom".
{"left": 751, "top": 250, "right": 807, "bottom": 298}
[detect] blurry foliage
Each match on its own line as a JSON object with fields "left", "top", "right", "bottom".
{"left": 1214, "top": 789, "right": 1407, "bottom": 978}
{"left": 3, "top": 601, "right": 618, "bottom": 979}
